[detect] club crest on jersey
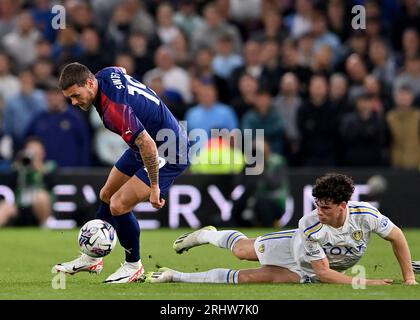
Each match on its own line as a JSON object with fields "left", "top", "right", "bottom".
{"left": 352, "top": 230, "right": 363, "bottom": 241}
{"left": 258, "top": 244, "right": 265, "bottom": 253}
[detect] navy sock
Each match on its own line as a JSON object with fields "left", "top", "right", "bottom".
{"left": 95, "top": 200, "right": 115, "bottom": 228}
{"left": 113, "top": 212, "right": 140, "bottom": 263}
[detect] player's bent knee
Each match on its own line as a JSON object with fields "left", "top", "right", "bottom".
{"left": 232, "top": 239, "right": 252, "bottom": 260}
{"left": 109, "top": 194, "right": 131, "bottom": 216}
{"left": 99, "top": 187, "right": 113, "bottom": 203}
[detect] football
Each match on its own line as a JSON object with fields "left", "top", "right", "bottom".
{"left": 78, "top": 219, "right": 117, "bottom": 257}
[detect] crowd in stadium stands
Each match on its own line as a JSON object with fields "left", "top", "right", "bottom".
{"left": 1, "top": 0, "right": 420, "bottom": 171}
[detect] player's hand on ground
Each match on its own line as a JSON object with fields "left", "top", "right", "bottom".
{"left": 150, "top": 186, "right": 165, "bottom": 209}
{"left": 367, "top": 278, "right": 394, "bottom": 285}
{"left": 403, "top": 279, "right": 418, "bottom": 285}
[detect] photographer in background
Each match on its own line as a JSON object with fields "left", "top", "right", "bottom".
{"left": 7, "top": 136, "right": 56, "bottom": 227}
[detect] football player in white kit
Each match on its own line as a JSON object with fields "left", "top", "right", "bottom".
{"left": 146, "top": 173, "right": 418, "bottom": 285}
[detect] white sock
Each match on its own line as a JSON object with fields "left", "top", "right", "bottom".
{"left": 197, "top": 230, "right": 247, "bottom": 251}
{"left": 124, "top": 260, "right": 141, "bottom": 269}
{"left": 173, "top": 268, "right": 239, "bottom": 284}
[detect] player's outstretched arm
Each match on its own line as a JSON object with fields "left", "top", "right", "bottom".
{"left": 135, "top": 130, "right": 165, "bottom": 209}
{"left": 385, "top": 226, "right": 418, "bottom": 285}
{"left": 311, "top": 258, "right": 393, "bottom": 285}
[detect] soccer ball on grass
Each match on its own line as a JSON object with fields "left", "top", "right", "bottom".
{"left": 78, "top": 219, "right": 117, "bottom": 257}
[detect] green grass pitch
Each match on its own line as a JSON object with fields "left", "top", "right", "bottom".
{"left": 0, "top": 227, "right": 419, "bottom": 300}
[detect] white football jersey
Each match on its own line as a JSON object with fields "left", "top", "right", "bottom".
{"left": 292, "top": 201, "right": 395, "bottom": 279}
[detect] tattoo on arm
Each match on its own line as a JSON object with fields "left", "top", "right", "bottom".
{"left": 135, "top": 131, "right": 159, "bottom": 186}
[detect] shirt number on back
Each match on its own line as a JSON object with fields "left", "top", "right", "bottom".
{"left": 124, "top": 74, "right": 160, "bottom": 105}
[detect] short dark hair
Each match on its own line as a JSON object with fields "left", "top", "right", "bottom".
{"left": 58, "top": 62, "right": 95, "bottom": 90}
{"left": 312, "top": 173, "right": 355, "bottom": 204}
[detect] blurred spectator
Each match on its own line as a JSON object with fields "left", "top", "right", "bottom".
{"left": 297, "top": 74, "right": 338, "bottom": 166}
{"left": 35, "top": 38, "right": 52, "bottom": 60}
{"left": 391, "top": 0, "right": 420, "bottom": 50}
{"left": 169, "top": 30, "right": 192, "bottom": 69}
{"left": 273, "top": 72, "right": 302, "bottom": 164}
{"left": 0, "top": 52, "right": 20, "bottom": 108}
{"left": 297, "top": 32, "right": 314, "bottom": 68}
{"left": 155, "top": 3, "right": 182, "bottom": 45}
{"left": 280, "top": 39, "right": 312, "bottom": 93}
{"left": 230, "top": 73, "right": 258, "bottom": 119}
{"left": 250, "top": 8, "right": 288, "bottom": 43}
{"left": 212, "top": 33, "right": 243, "bottom": 80}
{"left": 114, "top": 53, "right": 137, "bottom": 79}
{"left": 285, "top": 0, "right": 314, "bottom": 39}
{"left": 3, "top": 70, "right": 47, "bottom": 150}
{"left": 339, "top": 91, "right": 389, "bottom": 166}
{"left": 0, "top": 0, "right": 18, "bottom": 39}
{"left": 229, "top": 39, "right": 269, "bottom": 97}
{"left": 51, "top": 25, "right": 83, "bottom": 66}
{"left": 326, "top": 0, "right": 351, "bottom": 42}
{"left": 242, "top": 88, "right": 284, "bottom": 155}
{"left": 31, "top": 58, "right": 57, "bottom": 90}
{"left": 129, "top": 0, "right": 156, "bottom": 38}
{"left": 106, "top": 3, "right": 134, "bottom": 49}
{"left": 345, "top": 53, "right": 369, "bottom": 102}
{"left": 229, "top": 0, "right": 261, "bottom": 22}
{"left": 386, "top": 86, "right": 420, "bottom": 169}
{"left": 127, "top": 31, "right": 155, "bottom": 80}
{"left": 79, "top": 27, "right": 111, "bottom": 74}
{"left": 185, "top": 83, "right": 238, "bottom": 145}
{"left": 144, "top": 45, "right": 192, "bottom": 104}
{"left": 173, "top": 0, "right": 205, "bottom": 37}
{"left": 260, "top": 39, "right": 282, "bottom": 95}
{"left": 191, "top": 3, "right": 242, "bottom": 54}
{"left": 90, "top": 0, "right": 122, "bottom": 31}
{"left": 394, "top": 56, "right": 420, "bottom": 100}
{"left": 66, "top": 1, "right": 96, "bottom": 33}
{"left": 191, "top": 47, "right": 229, "bottom": 103}
{"left": 363, "top": 74, "right": 391, "bottom": 114}
{"left": 337, "top": 31, "right": 368, "bottom": 72}
{"left": 311, "top": 10, "right": 341, "bottom": 63}
{"left": 231, "top": 139, "right": 289, "bottom": 227}
{"left": 7, "top": 137, "right": 56, "bottom": 227}
{"left": 310, "top": 45, "right": 334, "bottom": 76}
{"left": 395, "top": 28, "right": 419, "bottom": 69}
{"left": 25, "top": 84, "right": 91, "bottom": 167}
{"left": 329, "top": 72, "right": 352, "bottom": 116}
{"left": 2, "top": 10, "right": 42, "bottom": 70}
{"left": 368, "top": 38, "right": 396, "bottom": 88}
{"left": 365, "top": 15, "right": 385, "bottom": 42}
{"left": 0, "top": 128, "right": 12, "bottom": 171}
{"left": 147, "top": 73, "right": 187, "bottom": 121}
{"left": 30, "top": 0, "right": 58, "bottom": 43}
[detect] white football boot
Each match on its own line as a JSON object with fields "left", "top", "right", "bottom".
{"left": 145, "top": 267, "right": 176, "bottom": 283}
{"left": 54, "top": 253, "right": 104, "bottom": 275}
{"left": 104, "top": 261, "right": 145, "bottom": 284}
{"left": 173, "top": 225, "right": 217, "bottom": 254}
{"left": 412, "top": 261, "right": 420, "bottom": 274}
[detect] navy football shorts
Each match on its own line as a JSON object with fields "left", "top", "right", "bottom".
{"left": 115, "top": 148, "right": 189, "bottom": 197}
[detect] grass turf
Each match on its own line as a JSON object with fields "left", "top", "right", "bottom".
{"left": 0, "top": 227, "right": 419, "bottom": 300}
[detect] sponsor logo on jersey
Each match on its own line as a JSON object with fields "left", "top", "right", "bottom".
{"left": 306, "top": 240, "right": 316, "bottom": 250}
{"left": 306, "top": 250, "right": 321, "bottom": 256}
{"left": 352, "top": 230, "right": 363, "bottom": 241}
{"left": 381, "top": 217, "right": 389, "bottom": 228}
